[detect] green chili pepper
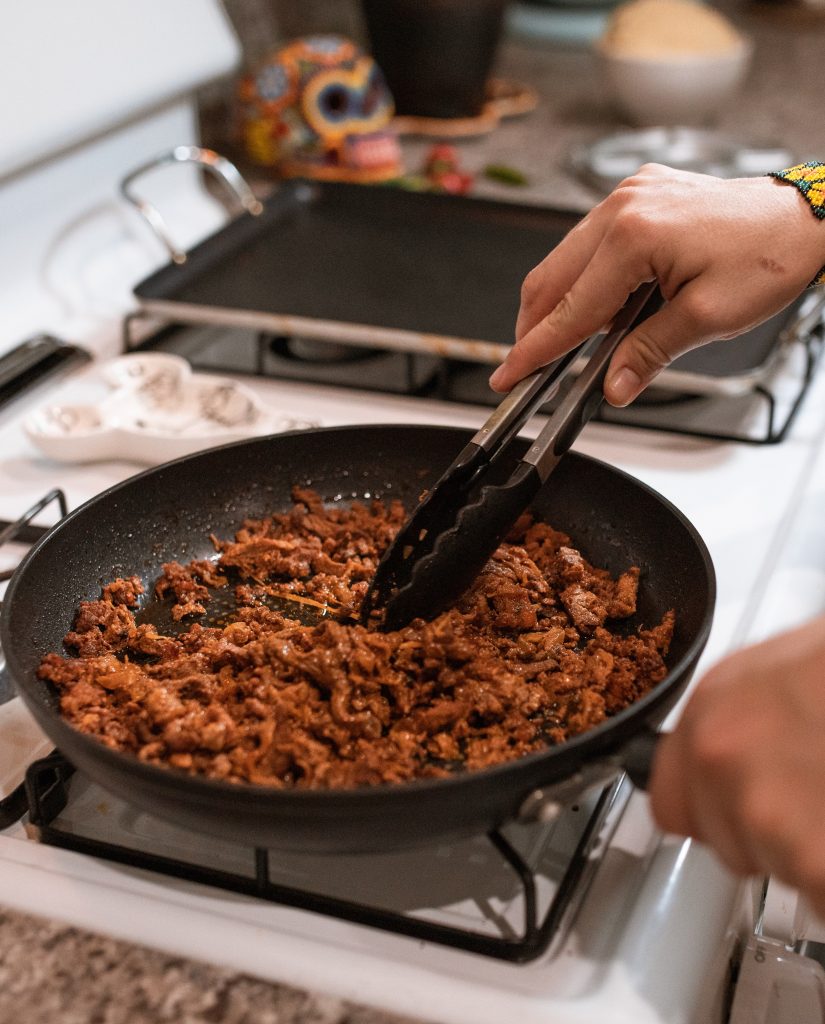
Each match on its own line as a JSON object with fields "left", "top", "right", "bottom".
{"left": 483, "top": 163, "right": 530, "bottom": 187}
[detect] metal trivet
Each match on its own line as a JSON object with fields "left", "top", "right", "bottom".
{"left": 21, "top": 752, "right": 626, "bottom": 963}
{"left": 123, "top": 315, "right": 445, "bottom": 398}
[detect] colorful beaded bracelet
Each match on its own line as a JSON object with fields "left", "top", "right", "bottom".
{"left": 769, "top": 162, "right": 825, "bottom": 285}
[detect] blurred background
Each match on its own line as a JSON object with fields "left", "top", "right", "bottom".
{"left": 198, "top": 0, "right": 825, "bottom": 212}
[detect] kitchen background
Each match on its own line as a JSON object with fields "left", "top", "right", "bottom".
{"left": 198, "top": 0, "right": 825, "bottom": 208}
{"left": 4, "top": 1, "right": 825, "bottom": 1022}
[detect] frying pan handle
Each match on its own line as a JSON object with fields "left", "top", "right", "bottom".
{"left": 619, "top": 724, "right": 663, "bottom": 791}
{"left": 519, "top": 726, "right": 665, "bottom": 825}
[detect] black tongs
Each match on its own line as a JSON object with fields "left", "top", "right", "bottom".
{"left": 361, "top": 283, "right": 664, "bottom": 631}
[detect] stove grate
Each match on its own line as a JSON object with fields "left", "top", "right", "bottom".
{"left": 0, "top": 489, "right": 67, "bottom": 826}
{"left": 0, "top": 488, "right": 67, "bottom": 583}
{"left": 23, "top": 752, "right": 623, "bottom": 963}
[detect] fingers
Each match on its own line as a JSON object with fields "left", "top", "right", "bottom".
{"left": 602, "top": 291, "right": 706, "bottom": 405}
{"left": 648, "top": 729, "right": 695, "bottom": 835}
{"left": 515, "top": 210, "right": 608, "bottom": 342}
{"left": 492, "top": 188, "right": 670, "bottom": 393}
{"left": 602, "top": 313, "right": 675, "bottom": 407}
{"left": 509, "top": 269, "right": 724, "bottom": 406}
{"left": 651, "top": 615, "right": 825, "bottom": 894}
{"left": 650, "top": 712, "right": 761, "bottom": 877}
{"left": 491, "top": 236, "right": 652, "bottom": 393}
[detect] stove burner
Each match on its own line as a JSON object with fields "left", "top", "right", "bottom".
{"left": 267, "top": 335, "right": 378, "bottom": 364}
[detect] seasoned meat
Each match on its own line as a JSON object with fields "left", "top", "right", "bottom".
{"left": 39, "top": 487, "right": 674, "bottom": 790}
{"left": 155, "top": 561, "right": 228, "bottom": 621}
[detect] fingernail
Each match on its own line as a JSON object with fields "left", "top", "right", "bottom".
{"left": 489, "top": 365, "right": 507, "bottom": 391}
{"left": 607, "top": 367, "right": 641, "bottom": 407}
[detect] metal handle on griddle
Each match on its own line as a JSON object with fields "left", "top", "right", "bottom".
{"left": 120, "top": 145, "right": 264, "bottom": 265}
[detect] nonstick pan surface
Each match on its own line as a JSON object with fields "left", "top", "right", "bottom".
{"left": 1, "top": 425, "right": 714, "bottom": 852}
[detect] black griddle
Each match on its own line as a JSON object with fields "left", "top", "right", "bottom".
{"left": 133, "top": 180, "right": 804, "bottom": 393}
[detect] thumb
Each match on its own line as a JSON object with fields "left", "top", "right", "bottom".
{"left": 604, "top": 298, "right": 708, "bottom": 407}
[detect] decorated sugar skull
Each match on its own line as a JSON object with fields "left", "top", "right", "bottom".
{"left": 237, "top": 35, "right": 403, "bottom": 183}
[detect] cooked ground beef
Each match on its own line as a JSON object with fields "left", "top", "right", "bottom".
{"left": 39, "top": 488, "right": 674, "bottom": 789}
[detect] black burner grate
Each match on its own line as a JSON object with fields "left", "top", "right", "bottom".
{"left": 0, "top": 488, "right": 67, "bottom": 584}
{"left": 0, "top": 489, "right": 67, "bottom": 827}
{"left": 20, "top": 752, "right": 625, "bottom": 963}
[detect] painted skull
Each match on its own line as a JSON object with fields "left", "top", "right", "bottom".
{"left": 237, "top": 35, "right": 403, "bottom": 183}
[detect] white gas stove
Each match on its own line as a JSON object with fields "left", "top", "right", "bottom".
{"left": 4, "top": 5, "right": 825, "bottom": 1023}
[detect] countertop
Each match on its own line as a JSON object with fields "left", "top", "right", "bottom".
{"left": 0, "top": 908, "right": 415, "bottom": 1024}
{"left": 417, "top": 4, "right": 825, "bottom": 212}
{"left": 4, "top": 5, "right": 825, "bottom": 1022}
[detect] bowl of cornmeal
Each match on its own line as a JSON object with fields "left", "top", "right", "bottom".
{"left": 595, "top": 0, "right": 752, "bottom": 127}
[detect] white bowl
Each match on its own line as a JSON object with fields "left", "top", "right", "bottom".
{"left": 595, "top": 39, "right": 753, "bottom": 127}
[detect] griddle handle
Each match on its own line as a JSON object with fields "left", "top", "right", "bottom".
{"left": 621, "top": 725, "right": 662, "bottom": 791}
{"left": 120, "top": 146, "right": 263, "bottom": 265}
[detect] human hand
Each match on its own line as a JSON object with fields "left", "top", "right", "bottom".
{"left": 490, "top": 164, "right": 825, "bottom": 406}
{"left": 649, "top": 613, "right": 825, "bottom": 916}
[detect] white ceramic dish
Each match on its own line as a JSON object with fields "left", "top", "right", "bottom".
{"left": 568, "top": 126, "right": 793, "bottom": 193}
{"left": 25, "top": 353, "right": 320, "bottom": 465}
{"left": 595, "top": 38, "right": 753, "bottom": 127}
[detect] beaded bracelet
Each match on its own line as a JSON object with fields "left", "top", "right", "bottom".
{"left": 769, "top": 162, "right": 825, "bottom": 285}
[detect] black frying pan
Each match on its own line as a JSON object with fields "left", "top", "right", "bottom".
{"left": 1, "top": 425, "right": 714, "bottom": 853}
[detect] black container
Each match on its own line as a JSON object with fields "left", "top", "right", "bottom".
{"left": 361, "top": 0, "right": 509, "bottom": 119}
